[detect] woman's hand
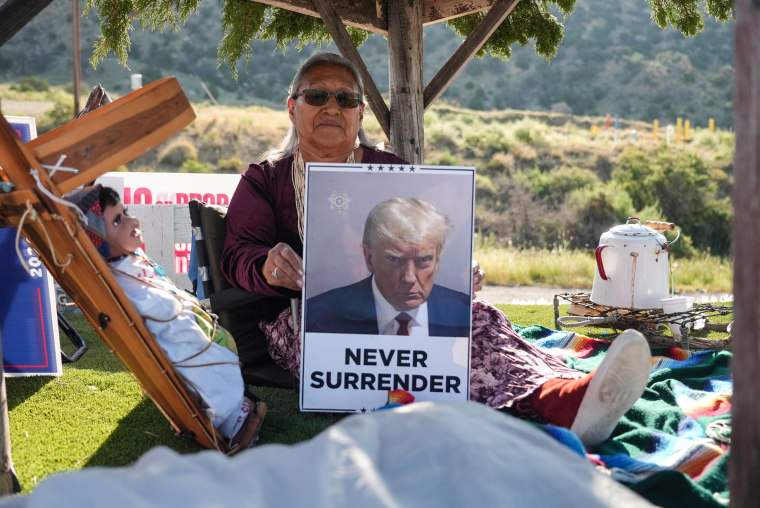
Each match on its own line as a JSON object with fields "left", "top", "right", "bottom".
{"left": 264, "top": 243, "right": 304, "bottom": 291}
{"left": 472, "top": 259, "right": 485, "bottom": 298}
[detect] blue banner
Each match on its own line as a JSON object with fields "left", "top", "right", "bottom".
{"left": 0, "top": 116, "right": 62, "bottom": 376}
{"left": 0, "top": 230, "right": 62, "bottom": 376}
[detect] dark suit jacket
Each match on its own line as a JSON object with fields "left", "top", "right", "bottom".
{"left": 305, "top": 277, "right": 471, "bottom": 336}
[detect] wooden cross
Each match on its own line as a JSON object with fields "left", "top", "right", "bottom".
{"left": 0, "top": 78, "right": 238, "bottom": 453}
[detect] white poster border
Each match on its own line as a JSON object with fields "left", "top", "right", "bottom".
{"left": 299, "top": 162, "right": 475, "bottom": 412}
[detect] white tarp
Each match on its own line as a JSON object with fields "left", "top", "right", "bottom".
{"left": 0, "top": 402, "right": 653, "bottom": 508}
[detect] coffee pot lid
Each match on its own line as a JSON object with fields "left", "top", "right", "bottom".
{"left": 608, "top": 217, "right": 659, "bottom": 237}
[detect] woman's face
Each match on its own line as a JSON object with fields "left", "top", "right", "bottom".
{"left": 288, "top": 63, "right": 365, "bottom": 160}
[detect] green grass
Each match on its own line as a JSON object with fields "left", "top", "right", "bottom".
{"left": 6, "top": 313, "right": 347, "bottom": 493}
{"left": 475, "top": 246, "right": 733, "bottom": 293}
{"left": 7, "top": 302, "right": 732, "bottom": 494}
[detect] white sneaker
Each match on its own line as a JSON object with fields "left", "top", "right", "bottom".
{"left": 570, "top": 329, "right": 651, "bottom": 449}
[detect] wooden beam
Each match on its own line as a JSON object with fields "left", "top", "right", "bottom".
{"left": 254, "top": 0, "right": 388, "bottom": 34}
{"left": 26, "top": 77, "right": 195, "bottom": 193}
{"left": 730, "top": 1, "right": 760, "bottom": 506}
{"left": 423, "top": 0, "right": 520, "bottom": 110}
{"left": 0, "top": 0, "right": 56, "bottom": 46}
{"left": 423, "top": 0, "right": 495, "bottom": 25}
{"left": 388, "top": 0, "right": 424, "bottom": 163}
{"left": 253, "top": 0, "right": 498, "bottom": 33}
{"left": 311, "top": 0, "right": 391, "bottom": 138}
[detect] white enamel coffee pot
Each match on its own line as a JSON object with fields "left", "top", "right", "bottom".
{"left": 590, "top": 217, "right": 677, "bottom": 309}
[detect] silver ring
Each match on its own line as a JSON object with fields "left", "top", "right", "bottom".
{"left": 272, "top": 266, "right": 279, "bottom": 279}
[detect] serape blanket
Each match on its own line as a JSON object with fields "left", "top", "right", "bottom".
{"left": 516, "top": 325, "right": 731, "bottom": 508}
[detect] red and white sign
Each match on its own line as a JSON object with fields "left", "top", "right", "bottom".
{"left": 96, "top": 172, "right": 241, "bottom": 289}
{"left": 98, "top": 172, "right": 239, "bottom": 206}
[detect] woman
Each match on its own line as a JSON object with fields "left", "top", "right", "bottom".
{"left": 221, "top": 52, "right": 651, "bottom": 449}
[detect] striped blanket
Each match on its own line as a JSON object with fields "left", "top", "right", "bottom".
{"left": 516, "top": 325, "right": 731, "bottom": 508}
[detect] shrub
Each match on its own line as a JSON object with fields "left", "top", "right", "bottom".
{"left": 510, "top": 118, "right": 549, "bottom": 147}
{"left": 611, "top": 146, "right": 724, "bottom": 254}
{"left": 513, "top": 165, "right": 599, "bottom": 205}
{"left": 691, "top": 129, "right": 720, "bottom": 149}
{"left": 426, "top": 121, "right": 464, "bottom": 153}
{"left": 562, "top": 182, "right": 635, "bottom": 249}
{"left": 12, "top": 76, "right": 50, "bottom": 93}
{"left": 181, "top": 159, "right": 211, "bottom": 173}
{"left": 666, "top": 230, "right": 697, "bottom": 259}
{"left": 426, "top": 150, "right": 459, "bottom": 166}
{"left": 217, "top": 157, "right": 243, "bottom": 173}
{"left": 37, "top": 102, "right": 73, "bottom": 133}
{"left": 486, "top": 152, "right": 515, "bottom": 172}
{"left": 475, "top": 173, "right": 497, "bottom": 195}
{"left": 158, "top": 141, "right": 198, "bottom": 167}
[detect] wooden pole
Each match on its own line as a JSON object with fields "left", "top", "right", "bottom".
{"left": 387, "top": 0, "right": 424, "bottom": 164}
{"left": 424, "top": 0, "right": 520, "bottom": 110}
{"left": 72, "top": 0, "right": 81, "bottom": 116}
{"left": 0, "top": 331, "right": 20, "bottom": 494}
{"left": 730, "top": 1, "right": 760, "bottom": 506}
{"left": 311, "top": 0, "right": 390, "bottom": 138}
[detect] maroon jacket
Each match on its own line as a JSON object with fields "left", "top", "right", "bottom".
{"left": 221, "top": 148, "right": 408, "bottom": 301}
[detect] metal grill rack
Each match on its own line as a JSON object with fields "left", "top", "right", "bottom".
{"left": 552, "top": 292, "right": 733, "bottom": 351}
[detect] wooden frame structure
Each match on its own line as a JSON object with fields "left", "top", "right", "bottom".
{"left": 281, "top": 0, "right": 522, "bottom": 163}
{"left": 0, "top": 78, "right": 239, "bottom": 455}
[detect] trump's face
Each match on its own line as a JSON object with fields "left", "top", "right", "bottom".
{"left": 363, "top": 238, "right": 441, "bottom": 311}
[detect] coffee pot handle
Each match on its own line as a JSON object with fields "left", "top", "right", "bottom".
{"left": 644, "top": 220, "right": 676, "bottom": 231}
{"left": 644, "top": 220, "right": 681, "bottom": 249}
{"left": 595, "top": 244, "right": 610, "bottom": 280}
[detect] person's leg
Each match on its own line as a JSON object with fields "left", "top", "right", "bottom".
{"left": 470, "top": 301, "right": 651, "bottom": 449}
{"left": 528, "top": 329, "right": 651, "bottom": 449}
{"left": 260, "top": 305, "right": 302, "bottom": 379}
{"left": 568, "top": 329, "right": 651, "bottom": 448}
{"left": 228, "top": 298, "right": 298, "bottom": 388}
{"left": 469, "top": 300, "right": 585, "bottom": 409}
{"left": 528, "top": 371, "right": 594, "bottom": 428}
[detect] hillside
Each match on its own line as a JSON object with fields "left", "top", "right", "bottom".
{"left": 0, "top": 0, "right": 734, "bottom": 127}
{"left": 105, "top": 100, "right": 736, "bottom": 259}
{"left": 0, "top": 74, "right": 734, "bottom": 258}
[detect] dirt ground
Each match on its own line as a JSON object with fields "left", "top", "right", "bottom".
{"left": 477, "top": 285, "right": 734, "bottom": 306}
{"left": 1, "top": 99, "right": 55, "bottom": 116}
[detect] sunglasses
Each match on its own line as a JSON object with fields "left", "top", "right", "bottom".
{"left": 292, "top": 88, "right": 363, "bottom": 109}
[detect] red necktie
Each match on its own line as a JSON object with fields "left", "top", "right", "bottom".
{"left": 396, "top": 313, "right": 411, "bottom": 335}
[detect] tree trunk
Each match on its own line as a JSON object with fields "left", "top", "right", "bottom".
{"left": 387, "top": 0, "right": 424, "bottom": 163}
{"left": 730, "top": 1, "right": 760, "bottom": 507}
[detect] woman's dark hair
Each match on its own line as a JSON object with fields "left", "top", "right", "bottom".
{"left": 99, "top": 186, "right": 121, "bottom": 211}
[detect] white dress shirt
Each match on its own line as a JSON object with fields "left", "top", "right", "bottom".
{"left": 371, "top": 276, "right": 429, "bottom": 335}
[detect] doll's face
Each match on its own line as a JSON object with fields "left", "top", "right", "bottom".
{"left": 102, "top": 201, "right": 143, "bottom": 258}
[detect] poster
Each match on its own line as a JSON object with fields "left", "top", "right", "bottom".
{"left": 300, "top": 162, "right": 475, "bottom": 412}
{"left": 0, "top": 115, "right": 62, "bottom": 376}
